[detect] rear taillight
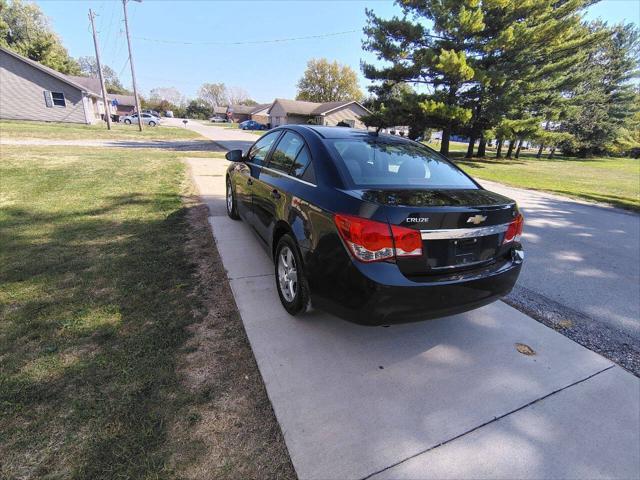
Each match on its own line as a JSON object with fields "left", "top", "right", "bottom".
{"left": 390, "top": 224, "right": 423, "bottom": 257}
{"left": 503, "top": 213, "right": 524, "bottom": 244}
{"left": 334, "top": 214, "right": 422, "bottom": 263}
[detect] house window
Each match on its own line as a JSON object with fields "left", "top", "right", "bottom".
{"left": 44, "top": 91, "right": 66, "bottom": 108}
{"left": 51, "top": 92, "right": 66, "bottom": 107}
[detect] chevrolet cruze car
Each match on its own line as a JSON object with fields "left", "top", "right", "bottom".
{"left": 225, "top": 125, "right": 524, "bottom": 325}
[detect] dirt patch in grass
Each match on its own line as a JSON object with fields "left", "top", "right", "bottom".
{"left": 167, "top": 194, "right": 295, "bottom": 479}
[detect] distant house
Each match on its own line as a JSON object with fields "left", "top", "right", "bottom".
{"left": 227, "top": 104, "right": 255, "bottom": 123}
{"left": 249, "top": 103, "right": 271, "bottom": 124}
{"left": 267, "top": 99, "right": 370, "bottom": 129}
{"left": 213, "top": 105, "right": 228, "bottom": 119}
{"left": 0, "top": 46, "right": 104, "bottom": 124}
{"left": 107, "top": 94, "right": 136, "bottom": 118}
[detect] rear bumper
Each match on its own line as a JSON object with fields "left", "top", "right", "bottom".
{"left": 309, "top": 249, "right": 523, "bottom": 325}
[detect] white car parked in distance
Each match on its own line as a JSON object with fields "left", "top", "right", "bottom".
{"left": 121, "top": 113, "right": 160, "bottom": 126}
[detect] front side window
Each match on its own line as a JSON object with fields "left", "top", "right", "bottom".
{"left": 327, "top": 139, "right": 477, "bottom": 189}
{"left": 247, "top": 131, "right": 280, "bottom": 166}
{"left": 268, "top": 131, "right": 304, "bottom": 173}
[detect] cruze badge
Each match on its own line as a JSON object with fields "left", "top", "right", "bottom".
{"left": 467, "top": 215, "right": 487, "bottom": 225}
{"left": 406, "top": 217, "right": 429, "bottom": 223}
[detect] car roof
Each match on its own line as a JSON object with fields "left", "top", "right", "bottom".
{"left": 280, "top": 124, "right": 411, "bottom": 143}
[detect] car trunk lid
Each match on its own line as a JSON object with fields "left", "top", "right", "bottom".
{"left": 351, "top": 188, "right": 519, "bottom": 274}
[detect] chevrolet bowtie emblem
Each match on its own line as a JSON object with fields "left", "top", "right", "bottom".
{"left": 467, "top": 215, "right": 487, "bottom": 225}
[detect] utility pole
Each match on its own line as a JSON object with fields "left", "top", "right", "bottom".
{"left": 89, "top": 9, "right": 112, "bottom": 130}
{"left": 122, "top": 0, "right": 143, "bottom": 131}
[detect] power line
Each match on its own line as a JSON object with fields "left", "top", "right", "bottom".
{"left": 118, "top": 56, "right": 130, "bottom": 78}
{"left": 101, "top": 1, "right": 116, "bottom": 61}
{"left": 131, "top": 29, "right": 360, "bottom": 46}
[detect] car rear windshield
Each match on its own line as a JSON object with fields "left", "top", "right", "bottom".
{"left": 327, "top": 139, "right": 477, "bottom": 189}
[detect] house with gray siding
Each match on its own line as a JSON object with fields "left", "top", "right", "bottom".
{"left": 0, "top": 46, "right": 103, "bottom": 124}
{"left": 267, "top": 99, "right": 370, "bottom": 128}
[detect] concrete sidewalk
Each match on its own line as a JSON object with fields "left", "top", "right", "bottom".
{"left": 188, "top": 157, "right": 640, "bottom": 480}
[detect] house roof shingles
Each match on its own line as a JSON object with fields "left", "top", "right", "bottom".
{"left": 0, "top": 46, "right": 139, "bottom": 106}
{"left": 269, "top": 98, "right": 369, "bottom": 116}
{"left": 65, "top": 75, "right": 101, "bottom": 95}
{"left": 0, "top": 46, "right": 102, "bottom": 97}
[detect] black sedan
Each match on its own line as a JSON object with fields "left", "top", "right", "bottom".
{"left": 225, "top": 126, "right": 524, "bottom": 325}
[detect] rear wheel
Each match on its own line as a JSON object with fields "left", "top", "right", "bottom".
{"left": 275, "top": 234, "right": 310, "bottom": 316}
{"left": 124, "top": 119, "right": 131, "bottom": 124}
{"left": 149, "top": 120, "right": 156, "bottom": 127}
{"left": 226, "top": 177, "right": 240, "bottom": 220}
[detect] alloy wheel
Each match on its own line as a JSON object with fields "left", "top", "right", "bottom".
{"left": 277, "top": 246, "right": 297, "bottom": 303}
{"left": 226, "top": 180, "right": 233, "bottom": 213}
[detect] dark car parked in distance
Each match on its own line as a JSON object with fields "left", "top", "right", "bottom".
{"left": 142, "top": 109, "right": 160, "bottom": 118}
{"left": 239, "top": 120, "right": 268, "bottom": 130}
{"left": 225, "top": 125, "right": 524, "bottom": 325}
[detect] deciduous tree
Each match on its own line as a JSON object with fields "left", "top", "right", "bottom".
{"left": 0, "top": 0, "right": 79, "bottom": 74}
{"left": 198, "top": 82, "right": 227, "bottom": 109}
{"left": 149, "top": 86, "right": 184, "bottom": 106}
{"left": 77, "top": 56, "right": 128, "bottom": 94}
{"left": 296, "top": 58, "right": 363, "bottom": 103}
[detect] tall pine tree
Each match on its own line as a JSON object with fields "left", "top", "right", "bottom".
{"left": 560, "top": 23, "right": 639, "bottom": 157}
{"left": 362, "top": 0, "right": 598, "bottom": 156}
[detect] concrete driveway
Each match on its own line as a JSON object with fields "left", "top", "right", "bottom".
{"left": 187, "top": 156, "right": 639, "bottom": 480}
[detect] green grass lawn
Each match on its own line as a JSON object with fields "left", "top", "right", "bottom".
{"left": 451, "top": 153, "right": 639, "bottom": 211}
{"left": 0, "top": 119, "right": 202, "bottom": 141}
{"left": 0, "top": 144, "right": 293, "bottom": 479}
{"left": 421, "top": 140, "right": 639, "bottom": 211}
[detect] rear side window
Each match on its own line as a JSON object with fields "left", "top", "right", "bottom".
{"left": 268, "top": 131, "right": 304, "bottom": 173}
{"left": 328, "top": 139, "right": 476, "bottom": 189}
{"left": 292, "top": 146, "right": 311, "bottom": 178}
{"left": 247, "top": 131, "right": 281, "bottom": 166}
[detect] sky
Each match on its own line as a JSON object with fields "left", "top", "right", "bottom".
{"left": 36, "top": 0, "right": 640, "bottom": 103}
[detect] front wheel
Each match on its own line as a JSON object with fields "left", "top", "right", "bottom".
{"left": 149, "top": 121, "right": 156, "bottom": 127}
{"left": 124, "top": 119, "right": 131, "bottom": 124}
{"left": 275, "top": 234, "right": 310, "bottom": 316}
{"left": 226, "top": 177, "right": 240, "bottom": 220}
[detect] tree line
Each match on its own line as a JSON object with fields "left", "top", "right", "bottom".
{"left": 361, "top": 0, "right": 640, "bottom": 158}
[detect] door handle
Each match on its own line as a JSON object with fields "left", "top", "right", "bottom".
{"left": 247, "top": 178, "right": 253, "bottom": 186}
{"left": 271, "top": 189, "right": 281, "bottom": 199}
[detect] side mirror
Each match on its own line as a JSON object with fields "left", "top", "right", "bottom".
{"left": 225, "top": 149, "right": 244, "bottom": 162}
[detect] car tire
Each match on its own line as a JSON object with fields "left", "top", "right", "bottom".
{"left": 275, "top": 234, "right": 310, "bottom": 316}
{"left": 149, "top": 121, "right": 156, "bottom": 127}
{"left": 226, "top": 177, "right": 240, "bottom": 220}
{"left": 124, "top": 119, "right": 131, "bottom": 124}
